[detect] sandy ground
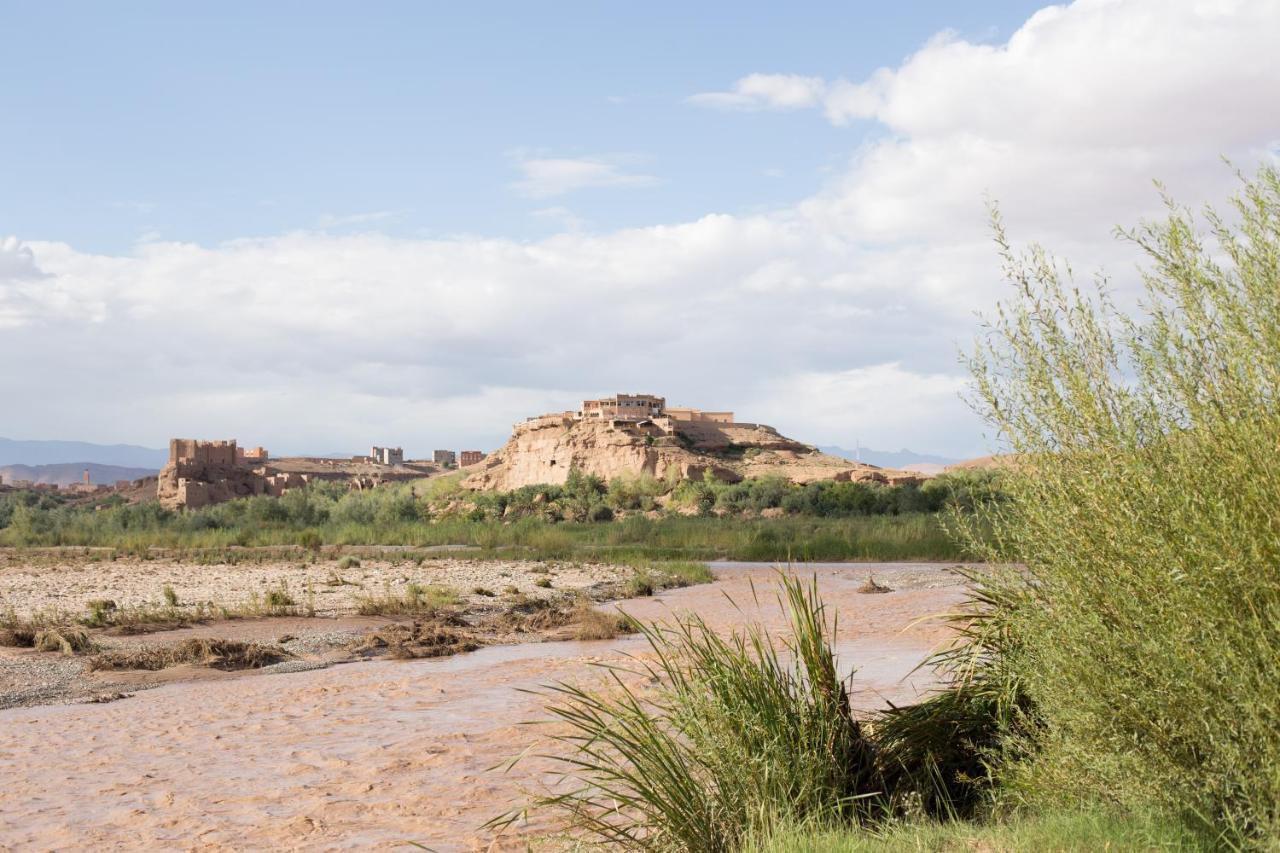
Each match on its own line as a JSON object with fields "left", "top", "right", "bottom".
{"left": 0, "top": 561, "right": 969, "bottom": 852}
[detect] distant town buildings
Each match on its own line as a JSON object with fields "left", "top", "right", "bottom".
{"left": 459, "top": 450, "right": 486, "bottom": 467}
{"left": 369, "top": 446, "right": 404, "bottom": 465}
{"left": 433, "top": 449, "right": 457, "bottom": 467}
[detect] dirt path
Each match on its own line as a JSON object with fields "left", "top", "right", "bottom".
{"left": 0, "top": 562, "right": 968, "bottom": 851}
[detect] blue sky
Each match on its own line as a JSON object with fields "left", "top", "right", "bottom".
{"left": 1, "top": 1, "right": 1276, "bottom": 457}
{"left": 2, "top": 1, "right": 1043, "bottom": 253}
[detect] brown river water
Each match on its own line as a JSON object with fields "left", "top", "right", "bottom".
{"left": 0, "top": 562, "right": 967, "bottom": 851}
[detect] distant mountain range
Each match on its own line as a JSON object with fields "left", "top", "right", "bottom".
{"left": 0, "top": 462, "right": 158, "bottom": 488}
{"left": 817, "top": 445, "right": 961, "bottom": 474}
{"left": 0, "top": 437, "right": 168, "bottom": 469}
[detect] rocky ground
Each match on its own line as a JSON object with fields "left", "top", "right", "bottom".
{"left": 0, "top": 551, "right": 639, "bottom": 709}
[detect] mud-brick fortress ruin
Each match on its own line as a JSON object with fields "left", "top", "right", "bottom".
{"left": 157, "top": 439, "right": 309, "bottom": 510}
{"left": 157, "top": 439, "right": 489, "bottom": 510}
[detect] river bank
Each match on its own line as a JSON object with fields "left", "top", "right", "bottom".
{"left": 0, "top": 562, "right": 968, "bottom": 850}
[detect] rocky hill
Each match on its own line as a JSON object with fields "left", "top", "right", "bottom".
{"left": 463, "top": 414, "right": 922, "bottom": 491}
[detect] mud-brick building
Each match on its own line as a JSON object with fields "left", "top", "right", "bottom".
{"left": 578, "top": 393, "right": 666, "bottom": 422}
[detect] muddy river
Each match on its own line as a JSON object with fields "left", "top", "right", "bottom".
{"left": 0, "top": 562, "right": 967, "bottom": 851}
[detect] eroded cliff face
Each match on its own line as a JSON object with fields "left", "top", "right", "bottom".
{"left": 463, "top": 416, "right": 917, "bottom": 491}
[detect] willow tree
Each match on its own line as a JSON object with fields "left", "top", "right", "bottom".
{"left": 961, "top": 165, "right": 1280, "bottom": 842}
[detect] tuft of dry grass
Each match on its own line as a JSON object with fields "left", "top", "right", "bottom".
{"left": 34, "top": 627, "right": 97, "bottom": 655}
{"left": 497, "top": 595, "right": 636, "bottom": 640}
{"left": 570, "top": 602, "right": 636, "bottom": 641}
{"left": 349, "top": 620, "right": 479, "bottom": 660}
{"left": 856, "top": 575, "right": 893, "bottom": 594}
{"left": 88, "top": 638, "right": 290, "bottom": 672}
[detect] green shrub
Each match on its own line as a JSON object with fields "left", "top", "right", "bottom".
{"left": 955, "top": 166, "right": 1280, "bottom": 843}
{"left": 506, "top": 575, "right": 880, "bottom": 849}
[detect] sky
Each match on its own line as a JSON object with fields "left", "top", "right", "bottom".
{"left": 1, "top": 0, "right": 1278, "bottom": 458}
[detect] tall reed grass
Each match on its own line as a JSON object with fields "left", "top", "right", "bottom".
{"left": 506, "top": 575, "right": 884, "bottom": 851}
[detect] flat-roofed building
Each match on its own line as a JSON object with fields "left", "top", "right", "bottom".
{"left": 664, "top": 407, "right": 734, "bottom": 424}
{"left": 578, "top": 393, "right": 666, "bottom": 422}
{"left": 370, "top": 446, "right": 404, "bottom": 465}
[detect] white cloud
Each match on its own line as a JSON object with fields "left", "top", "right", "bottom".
{"left": 689, "top": 73, "right": 826, "bottom": 111}
{"left": 510, "top": 153, "right": 658, "bottom": 198}
{"left": 316, "top": 210, "right": 404, "bottom": 229}
{"left": 4, "top": 0, "right": 1279, "bottom": 458}
{"left": 530, "top": 206, "right": 588, "bottom": 232}
{"left": 751, "top": 364, "right": 980, "bottom": 455}
{"left": 0, "top": 236, "right": 55, "bottom": 329}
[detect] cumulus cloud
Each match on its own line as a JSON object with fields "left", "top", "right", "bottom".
{"left": 688, "top": 73, "right": 826, "bottom": 111}
{"left": 510, "top": 153, "right": 658, "bottom": 198}
{"left": 751, "top": 364, "right": 979, "bottom": 453}
{"left": 316, "top": 210, "right": 404, "bottom": 229}
{"left": 4, "top": 0, "right": 1278, "bottom": 458}
{"left": 0, "top": 237, "right": 53, "bottom": 329}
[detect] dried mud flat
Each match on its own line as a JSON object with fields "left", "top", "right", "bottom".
{"left": 0, "top": 553, "right": 636, "bottom": 709}
{"left": 0, "top": 561, "right": 970, "bottom": 851}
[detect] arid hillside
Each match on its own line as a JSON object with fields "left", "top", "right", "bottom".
{"left": 463, "top": 413, "right": 921, "bottom": 491}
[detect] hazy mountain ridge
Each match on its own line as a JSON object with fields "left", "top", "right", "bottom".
{"left": 0, "top": 437, "right": 167, "bottom": 469}
{"left": 817, "top": 445, "right": 960, "bottom": 472}
{"left": 0, "top": 462, "right": 158, "bottom": 487}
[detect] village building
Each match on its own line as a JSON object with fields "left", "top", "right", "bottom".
{"left": 237, "top": 445, "right": 269, "bottom": 464}
{"left": 433, "top": 449, "right": 457, "bottom": 467}
{"left": 664, "top": 407, "right": 735, "bottom": 424}
{"left": 578, "top": 393, "right": 666, "bottom": 422}
{"left": 459, "top": 450, "right": 485, "bottom": 467}
{"left": 573, "top": 393, "right": 735, "bottom": 428}
{"left": 370, "top": 446, "right": 404, "bottom": 465}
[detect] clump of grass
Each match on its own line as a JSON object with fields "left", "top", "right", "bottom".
{"left": 355, "top": 583, "right": 459, "bottom": 616}
{"left": 260, "top": 585, "right": 296, "bottom": 613}
{"left": 472, "top": 586, "right": 496, "bottom": 597}
{"left": 497, "top": 594, "right": 635, "bottom": 640}
{"left": 83, "top": 599, "right": 119, "bottom": 627}
{"left": 623, "top": 560, "right": 713, "bottom": 598}
{"left": 503, "top": 575, "right": 880, "bottom": 849}
{"left": 161, "top": 585, "right": 180, "bottom": 607}
{"left": 337, "top": 555, "right": 361, "bottom": 570}
{"left": 856, "top": 575, "right": 892, "bottom": 594}
{"left": 534, "top": 577, "right": 553, "bottom": 589}
{"left": 33, "top": 627, "right": 96, "bottom": 655}
{"left": 570, "top": 601, "right": 636, "bottom": 641}
{"left": 349, "top": 620, "right": 478, "bottom": 660}
{"left": 624, "top": 573, "right": 655, "bottom": 597}
{"left": 88, "top": 638, "right": 289, "bottom": 671}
